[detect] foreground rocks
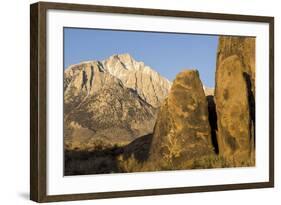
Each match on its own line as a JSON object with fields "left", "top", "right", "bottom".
{"left": 148, "top": 70, "right": 214, "bottom": 170}
{"left": 215, "top": 37, "right": 255, "bottom": 165}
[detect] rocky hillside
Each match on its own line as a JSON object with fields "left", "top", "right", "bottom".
{"left": 64, "top": 54, "right": 171, "bottom": 150}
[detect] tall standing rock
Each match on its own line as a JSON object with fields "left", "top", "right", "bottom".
{"left": 149, "top": 70, "right": 214, "bottom": 170}
{"left": 215, "top": 37, "right": 255, "bottom": 164}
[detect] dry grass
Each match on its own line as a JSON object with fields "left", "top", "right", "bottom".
{"left": 191, "top": 154, "right": 255, "bottom": 169}
{"left": 64, "top": 134, "right": 255, "bottom": 175}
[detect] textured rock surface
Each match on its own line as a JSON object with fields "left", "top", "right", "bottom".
{"left": 217, "top": 37, "right": 255, "bottom": 96}
{"left": 215, "top": 37, "right": 255, "bottom": 164}
{"left": 64, "top": 54, "right": 171, "bottom": 150}
{"left": 149, "top": 70, "right": 214, "bottom": 169}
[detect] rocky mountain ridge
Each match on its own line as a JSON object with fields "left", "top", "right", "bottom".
{"left": 64, "top": 54, "right": 172, "bottom": 150}
{"left": 64, "top": 53, "right": 172, "bottom": 108}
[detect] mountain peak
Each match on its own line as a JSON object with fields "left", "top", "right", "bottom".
{"left": 114, "top": 53, "right": 133, "bottom": 60}
{"left": 107, "top": 53, "right": 135, "bottom": 64}
{"left": 101, "top": 54, "right": 171, "bottom": 107}
{"left": 103, "top": 53, "right": 141, "bottom": 72}
{"left": 65, "top": 53, "right": 172, "bottom": 108}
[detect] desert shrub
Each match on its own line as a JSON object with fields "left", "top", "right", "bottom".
{"left": 117, "top": 155, "right": 141, "bottom": 172}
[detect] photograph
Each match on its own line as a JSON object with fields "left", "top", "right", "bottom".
{"left": 63, "top": 28, "right": 256, "bottom": 176}
{"left": 29, "top": 2, "right": 274, "bottom": 202}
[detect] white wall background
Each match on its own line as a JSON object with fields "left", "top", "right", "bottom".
{"left": 0, "top": 0, "right": 279, "bottom": 204}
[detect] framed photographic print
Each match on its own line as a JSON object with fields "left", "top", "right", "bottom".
{"left": 30, "top": 1, "right": 274, "bottom": 202}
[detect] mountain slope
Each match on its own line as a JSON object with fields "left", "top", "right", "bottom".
{"left": 64, "top": 54, "right": 171, "bottom": 150}
{"left": 64, "top": 53, "right": 172, "bottom": 108}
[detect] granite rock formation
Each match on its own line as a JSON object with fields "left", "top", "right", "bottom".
{"left": 215, "top": 37, "right": 255, "bottom": 164}
{"left": 148, "top": 70, "right": 214, "bottom": 169}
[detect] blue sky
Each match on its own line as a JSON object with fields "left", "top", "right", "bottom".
{"left": 64, "top": 28, "right": 218, "bottom": 87}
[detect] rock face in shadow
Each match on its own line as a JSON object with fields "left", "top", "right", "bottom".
{"left": 215, "top": 37, "right": 255, "bottom": 164}
{"left": 149, "top": 70, "right": 214, "bottom": 170}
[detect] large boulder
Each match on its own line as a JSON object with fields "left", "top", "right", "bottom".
{"left": 149, "top": 70, "right": 214, "bottom": 170}
{"left": 215, "top": 37, "right": 255, "bottom": 165}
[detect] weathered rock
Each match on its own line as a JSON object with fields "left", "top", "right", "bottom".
{"left": 215, "top": 37, "right": 255, "bottom": 164}
{"left": 149, "top": 70, "right": 214, "bottom": 170}
{"left": 217, "top": 37, "right": 255, "bottom": 96}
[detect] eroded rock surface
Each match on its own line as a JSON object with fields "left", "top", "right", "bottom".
{"left": 215, "top": 37, "right": 255, "bottom": 164}
{"left": 149, "top": 70, "right": 214, "bottom": 169}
